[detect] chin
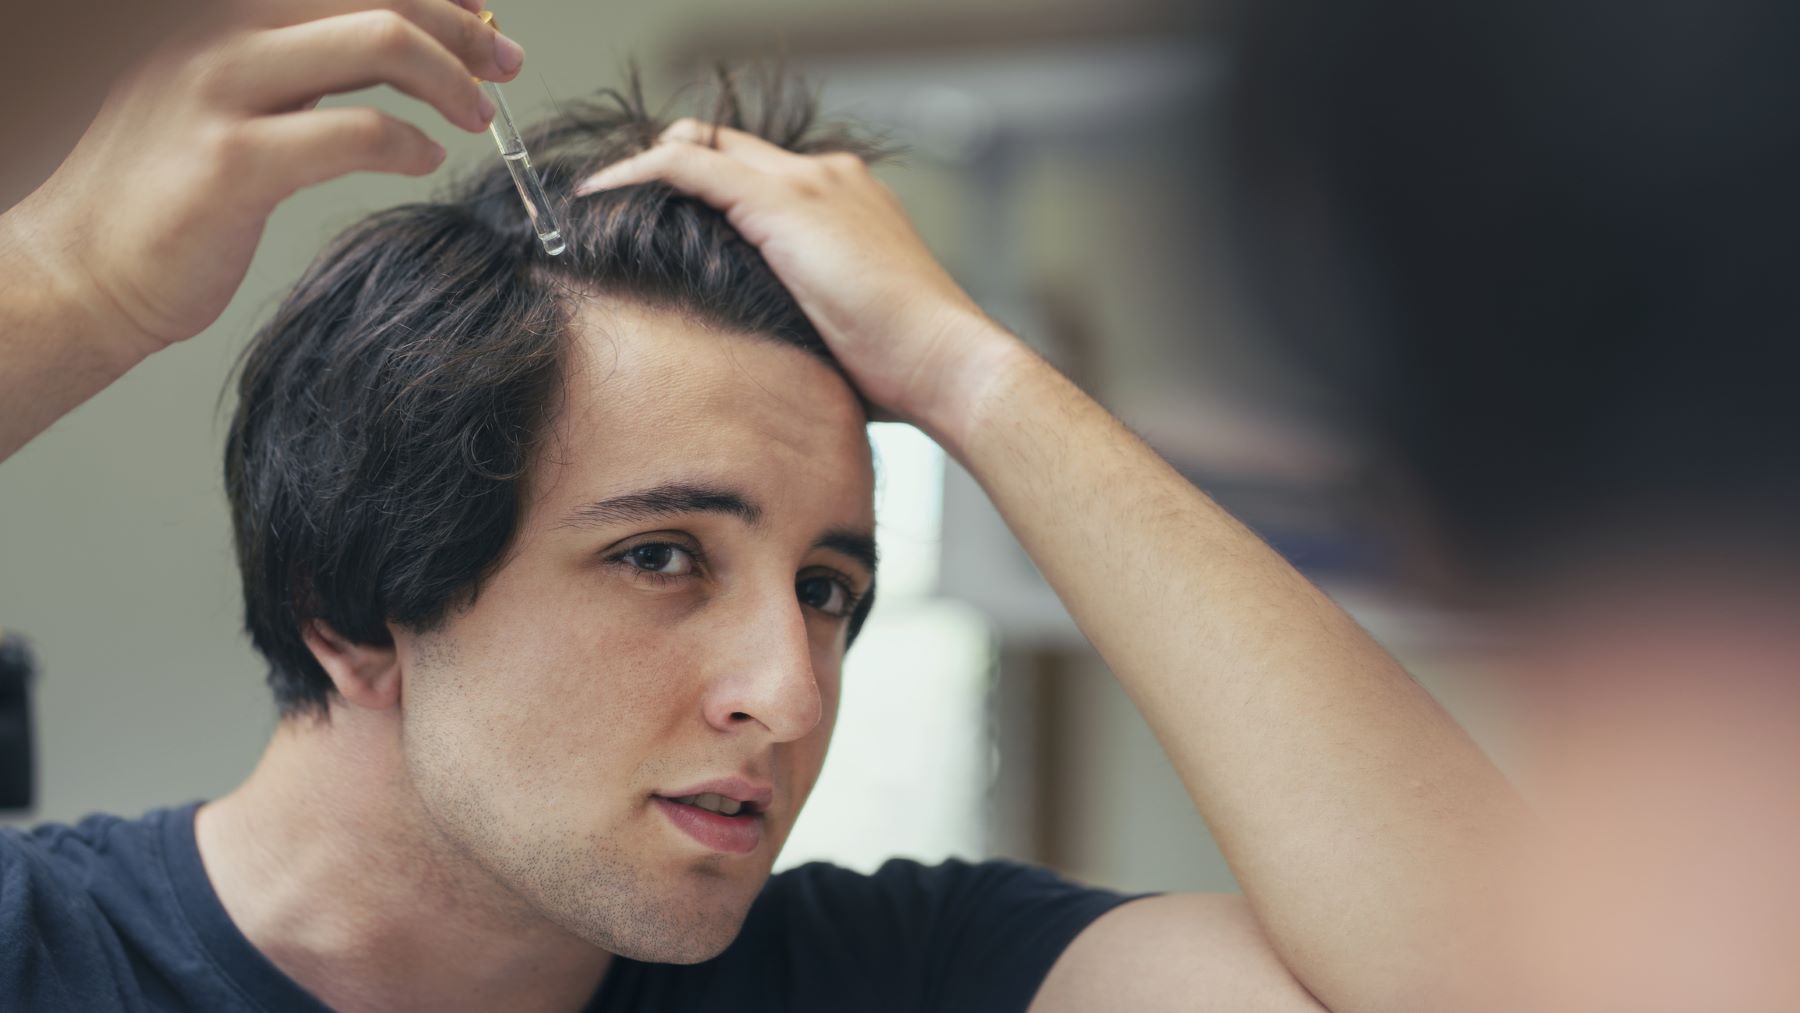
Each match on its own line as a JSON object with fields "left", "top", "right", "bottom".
{"left": 551, "top": 868, "right": 765, "bottom": 965}
{"left": 612, "top": 924, "right": 743, "bottom": 965}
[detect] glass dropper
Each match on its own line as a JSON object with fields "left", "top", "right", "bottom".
{"left": 478, "top": 10, "right": 565, "bottom": 256}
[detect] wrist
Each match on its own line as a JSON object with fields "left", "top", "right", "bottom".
{"left": 2, "top": 186, "right": 163, "bottom": 371}
{"left": 908, "top": 308, "right": 1037, "bottom": 459}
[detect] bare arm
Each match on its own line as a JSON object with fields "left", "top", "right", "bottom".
{"left": 579, "top": 122, "right": 1513, "bottom": 1012}
{"left": 1031, "top": 895, "right": 1323, "bottom": 1013}
{"left": 963, "top": 337, "right": 1502, "bottom": 1011}
{"left": 0, "top": 0, "right": 524, "bottom": 463}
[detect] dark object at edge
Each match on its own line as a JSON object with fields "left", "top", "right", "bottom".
{"left": 0, "top": 632, "right": 36, "bottom": 810}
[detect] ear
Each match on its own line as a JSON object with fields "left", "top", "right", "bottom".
{"left": 301, "top": 620, "right": 402, "bottom": 711}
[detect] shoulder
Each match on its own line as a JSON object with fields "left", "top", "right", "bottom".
{"left": 5, "top": 808, "right": 164, "bottom": 869}
{"left": 3, "top": 809, "right": 139, "bottom": 908}
{"left": 762, "top": 855, "right": 1133, "bottom": 931}
{"left": 757, "top": 858, "right": 1144, "bottom": 1011}
{"left": 2, "top": 807, "right": 178, "bottom": 912}
{"left": 0, "top": 806, "right": 195, "bottom": 1009}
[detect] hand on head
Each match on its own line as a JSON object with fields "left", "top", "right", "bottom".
{"left": 576, "top": 119, "right": 1022, "bottom": 445}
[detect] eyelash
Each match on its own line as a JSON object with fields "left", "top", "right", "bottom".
{"left": 605, "top": 539, "right": 865, "bottom": 619}
{"left": 801, "top": 572, "right": 866, "bottom": 620}
{"left": 606, "top": 538, "right": 707, "bottom": 585}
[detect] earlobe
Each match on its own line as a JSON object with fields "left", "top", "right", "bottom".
{"left": 301, "top": 620, "right": 402, "bottom": 711}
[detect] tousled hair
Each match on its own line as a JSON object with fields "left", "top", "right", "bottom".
{"left": 226, "top": 71, "right": 884, "bottom": 716}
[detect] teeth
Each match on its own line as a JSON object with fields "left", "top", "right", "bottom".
{"left": 673, "top": 792, "right": 746, "bottom": 816}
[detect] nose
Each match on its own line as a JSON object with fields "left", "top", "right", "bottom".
{"left": 701, "top": 589, "right": 822, "bottom": 743}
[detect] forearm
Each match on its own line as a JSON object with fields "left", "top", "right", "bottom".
{"left": 938, "top": 325, "right": 1509, "bottom": 1012}
{"left": 0, "top": 195, "right": 153, "bottom": 462}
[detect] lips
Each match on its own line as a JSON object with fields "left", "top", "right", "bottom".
{"left": 654, "top": 796, "right": 764, "bottom": 854}
{"left": 652, "top": 778, "right": 773, "bottom": 855}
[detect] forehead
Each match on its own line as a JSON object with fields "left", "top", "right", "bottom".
{"left": 527, "top": 299, "right": 874, "bottom": 522}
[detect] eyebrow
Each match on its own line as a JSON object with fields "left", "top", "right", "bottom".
{"left": 558, "top": 482, "right": 763, "bottom": 530}
{"left": 816, "top": 529, "right": 880, "bottom": 581}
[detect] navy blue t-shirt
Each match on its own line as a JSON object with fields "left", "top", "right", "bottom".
{"left": 0, "top": 804, "right": 1139, "bottom": 1011}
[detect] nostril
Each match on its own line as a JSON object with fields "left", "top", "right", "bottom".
{"left": 729, "top": 711, "right": 751, "bottom": 722}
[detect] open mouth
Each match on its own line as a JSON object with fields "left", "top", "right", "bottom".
{"left": 663, "top": 792, "right": 758, "bottom": 817}
{"left": 653, "top": 793, "right": 766, "bottom": 854}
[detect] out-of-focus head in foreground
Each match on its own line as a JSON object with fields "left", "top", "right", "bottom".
{"left": 1234, "top": 3, "right": 1800, "bottom": 1007}
{"left": 223, "top": 75, "right": 880, "bottom": 963}
{"left": 2, "top": 1, "right": 223, "bottom": 199}
{"left": 1234, "top": 0, "right": 1800, "bottom": 597}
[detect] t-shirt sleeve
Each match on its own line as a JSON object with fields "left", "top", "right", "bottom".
{"left": 0, "top": 827, "right": 123, "bottom": 1011}
{"left": 759, "top": 858, "right": 1147, "bottom": 1013}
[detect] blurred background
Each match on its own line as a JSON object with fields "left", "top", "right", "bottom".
{"left": 0, "top": 0, "right": 1505, "bottom": 895}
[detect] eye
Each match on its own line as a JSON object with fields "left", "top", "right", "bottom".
{"left": 620, "top": 542, "right": 697, "bottom": 576}
{"left": 796, "top": 574, "right": 858, "bottom": 619}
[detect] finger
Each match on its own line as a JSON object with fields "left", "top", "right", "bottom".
{"left": 249, "top": 0, "right": 509, "bottom": 74}
{"left": 658, "top": 117, "right": 808, "bottom": 174}
{"left": 246, "top": 0, "right": 496, "bottom": 50}
{"left": 227, "top": 11, "right": 496, "bottom": 132}
{"left": 573, "top": 141, "right": 775, "bottom": 215}
{"left": 388, "top": 0, "right": 523, "bottom": 82}
{"left": 240, "top": 107, "right": 447, "bottom": 196}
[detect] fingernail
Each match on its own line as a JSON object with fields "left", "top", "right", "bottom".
{"left": 494, "top": 32, "right": 525, "bottom": 75}
{"left": 429, "top": 143, "right": 448, "bottom": 167}
{"left": 476, "top": 91, "right": 497, "bottom": 126}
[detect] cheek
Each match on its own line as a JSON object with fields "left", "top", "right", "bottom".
{"left": 405, "top": 607, "right": 709, "bottom": 802}
{"left": 515, "top": 611, "right": 708, "bottom": 761}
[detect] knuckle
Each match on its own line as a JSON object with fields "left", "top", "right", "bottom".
{"left": 788, "top": 171, "right": 830, "bottom": 200}
{"left": 189, "top": 47, "right": 240, "bottom": 104}
{"left": 821, "top": 151, "right": 866, "bottom": 175}
{"left": 205, "top": 122, "right": 257, "bottom": 176}
{"left": 366, "top": 10, "right": 420, "bottom": 58}
{"left": 661, "top": 118, "right": 711, "bottom": 146}
{"left": 795, "top": 158, "right": 844, "bottom": 192}
{"left": 344, "top": 108, "right": 400, "bottom": 153}
{"left": 441, "top": 7, "right": 480, "bottom": 54}
{"left": 451, "top": 6, "right": 487, "bottom": 63}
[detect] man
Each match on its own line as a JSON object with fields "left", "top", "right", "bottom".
{"left": 0, "top": 3, "right": 1507, "bottom": 1011}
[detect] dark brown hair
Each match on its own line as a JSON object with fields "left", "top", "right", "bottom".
{"left": 226, "top": 73, "right": 884, "bottom": 716}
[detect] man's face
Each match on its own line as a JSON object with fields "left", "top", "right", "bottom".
{"left": 390, "top": 301, "right": 876, "bottom": 961}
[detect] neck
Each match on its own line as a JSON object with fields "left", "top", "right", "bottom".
{"left": 196, "top": 708, "right": 612, "bottom": 1013}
